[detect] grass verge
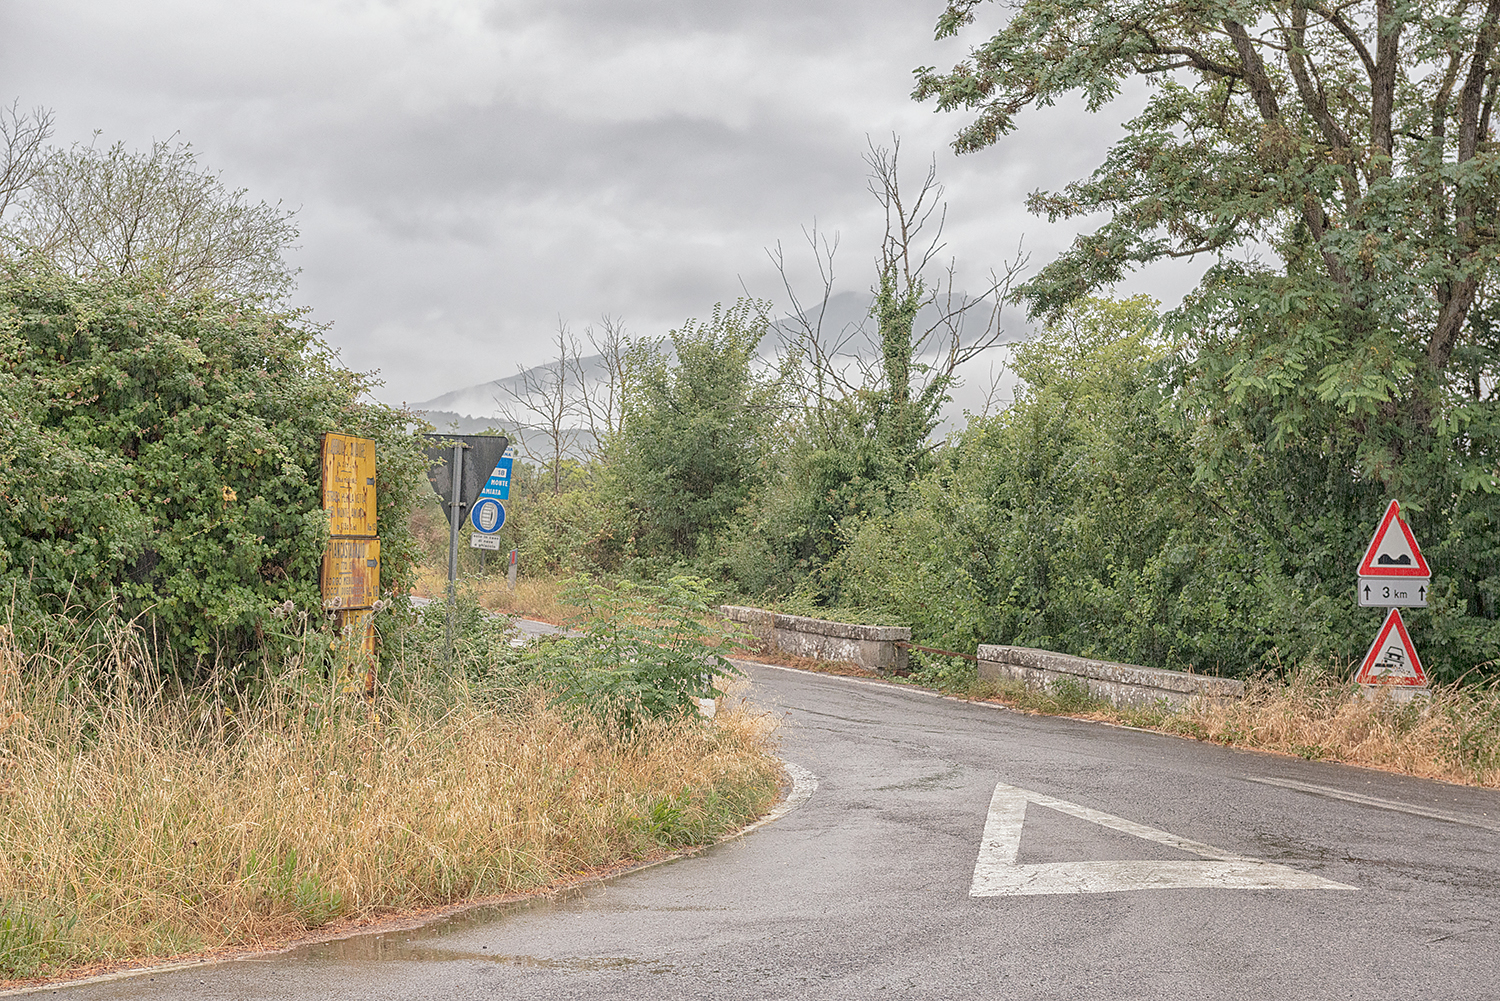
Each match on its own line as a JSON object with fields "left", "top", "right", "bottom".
{"left": 410, "top": 566, "right": 570, "bottom": 625}
{"left": 0, "top": 624, "right": 780, "bottom": 984}
{"left": 943, "top": 667, "right": 1500, "bottom": 787}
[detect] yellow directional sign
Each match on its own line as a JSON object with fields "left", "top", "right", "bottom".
{"left": 322, "top": 432, "right": 379, "bottom": 687}
{"left": 322, "top": 433, "right": 377, "bottom": 538}
{"left": 321, "top": 538, "right": 380, "bottom": 610}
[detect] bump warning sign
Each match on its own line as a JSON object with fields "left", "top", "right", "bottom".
{"left": 1357, "top": 500, "right": 1430, "bottom": 578}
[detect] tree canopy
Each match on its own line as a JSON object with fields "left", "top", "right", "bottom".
{"left": 1, "top": 126, "right": 299, "bottom": 302}
{"left": 915, "top": 0, "right": 1500, "bottom": 502}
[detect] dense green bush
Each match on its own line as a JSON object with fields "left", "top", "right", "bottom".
{"left": 614, "top": 301, "right": 785, "bottom": 566}
{"left": 0, "top": 259, "right": 428, "bottom": 680}
{"left": 806, "top": 295, "right": 1500, "bottom": 684}
{"left": 527, "top": 574, "right": 736, "bottom": 727}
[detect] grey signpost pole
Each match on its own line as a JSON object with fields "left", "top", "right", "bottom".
{"left": 445, "top": 442, "right": 465, "bottom": 653}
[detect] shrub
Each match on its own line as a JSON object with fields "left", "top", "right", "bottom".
{"left": 0, "top": 258, "right": 428, "bottom": 681}
{"left": 529, "top": 574, "right": 738, "bottom": 727}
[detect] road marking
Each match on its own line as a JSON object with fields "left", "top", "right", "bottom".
{"left": 731, "top": 762, "right": 817, "bottom": 840}
{"left": 971, "top": 781, "right": 1357, "bottom": 896}
{"left": 1244, "top": 776, "right": 1500, "bottom": 833}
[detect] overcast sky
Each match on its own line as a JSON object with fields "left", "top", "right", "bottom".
{"left": 0, "top": 0, "right": 1205, "bottom": 408}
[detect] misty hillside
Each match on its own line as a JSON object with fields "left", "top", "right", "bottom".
{"left": 412, "top": 290, "right": 1023, "bottom": 431}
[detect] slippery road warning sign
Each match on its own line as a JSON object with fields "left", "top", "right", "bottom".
{"left": 1358, "top": 500, "right": 1430, "bottom": 577}
{"left": 1354, "top": 608, "right": 1427, "bottom": 687}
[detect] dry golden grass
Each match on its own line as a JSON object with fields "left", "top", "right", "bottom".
{"left": 1156, "top": 669, "right": 1500, "bottom": 786}
{"left": 0, "top": 626, "right": 780, "bottom": 983}
{"left": 410, "top": 566, "right": 571, "bottom": 625}
{"left": 940, "top": 666, "right": 1500, "bottom": 788}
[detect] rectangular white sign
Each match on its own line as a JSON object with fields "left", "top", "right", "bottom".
{"left": 1357, "top": 577, "right": 1429, "bottom": 607}
{"left": 469, "top": 532, "right": 502, "bottom": 550}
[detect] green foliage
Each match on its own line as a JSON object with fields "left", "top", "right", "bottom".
{"left": 390, "top": 590, "right": 534, "bottom": 697}
{"left": 503, "top": 462, "right": 630, "bottom": 575}
{"left": 798, "top": 293, "right": 1500, "bottom": 682}
{"left": 0, "top": 258, "right": 428, "bottom": 681}
{"left": 615, "top": 301, "right": 785, "bottom": 564}
{"left": 914, "top": 0, "right": 1500, "bottom": 500}
{"left": 915, "top": 1, "right": 1499, "bottom": 361}
{"left": 908, "top": 4, "right": 1500, "bottom": 682}
{"left": 0, "top": 902, "right": 79, "bottom": 980}
{"left": 240, "top": 848, "right": 345, "bottom": 927}
{"left": 529, "top": 574, "right": 737, "bottom": 727}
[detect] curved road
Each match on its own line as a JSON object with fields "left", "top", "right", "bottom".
{"left": 38, "top": 661, "right": 1500, "bottom": 1000}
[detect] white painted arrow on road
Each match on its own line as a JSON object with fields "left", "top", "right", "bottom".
{"left": 971, "top": 781, "right": 1357, "bottom": 896}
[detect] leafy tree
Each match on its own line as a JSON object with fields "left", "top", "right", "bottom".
{"left": 2, "top": 133, "right": 298, "bottom": 302}
{"left": 914, "top": 1, "right": 1500, "bottom": 679}
{"left": 528, "top": 574, "right": 737, "bottom": 728}
{"left": 616, "top": 300, "right": 785, "bottom": 563}
{"left": 0, "top": 259, "right": 425, "bottom": 678}
{"left": 822, "top": 296, "right": 1231, "bottom": 664}
{"left": 914, "top": 0, "right": 1500, "bottom": 491}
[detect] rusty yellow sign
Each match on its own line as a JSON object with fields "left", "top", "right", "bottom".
{"left": 335, "top": 606, "right": 376, "bottom": 660}
{"left": 321, "top": 538, "right": 380, "bottom": 610}
{"left": 322, "top": 433, "right": 377, "bottom": 538}
{"left": 322, "top": 432, "right": 379, "bottom": 683}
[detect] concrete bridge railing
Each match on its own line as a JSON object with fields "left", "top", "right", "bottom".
{"left": 977, "top": 645, "right": 1243, "bottom": 709}
{"left": 722, "top": 605, "right": 1243, "bottom": 708}
{"left": 720, "top": 606, "right": 910, "bottom": 676}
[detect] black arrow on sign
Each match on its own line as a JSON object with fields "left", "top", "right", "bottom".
{"left": 1419, "top": 585, "right": 1427, "bottom": 600}
{"left": 1363, "top": 584, "right": 1371, "bottom": 600}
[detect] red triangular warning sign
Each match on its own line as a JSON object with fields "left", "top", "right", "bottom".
{"left": 1354, "top": 608, "right": 1427, "bottom": 687}
{"left": 1357, "top": 500, "right": 1430, "bottom": 577}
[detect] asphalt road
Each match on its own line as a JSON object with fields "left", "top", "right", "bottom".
{"left": 35, "top": 661, "right": 1500, "bottom": 1000}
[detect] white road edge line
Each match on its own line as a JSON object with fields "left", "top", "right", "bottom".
{"left": 971, "top": 781, "right": 1358, "bottom": 897}
{"left": 1244, "top": 775, "right": 1500, "bottom": 832}
{"left": 729, "top": 762, "right": 818, "bottom": 841}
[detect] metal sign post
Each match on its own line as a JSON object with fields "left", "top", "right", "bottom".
{"left": 446, "top": 442, "right": 464, "bottom": 592}
{"left": 423, "top": 434, "right": 508, "bottom": 657}
{"left": 445, "top": 442, "right": 464, "bottom": 654}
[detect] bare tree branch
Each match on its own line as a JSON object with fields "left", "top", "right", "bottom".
{"left": 0, "top": 102, "right": 52, "bottom": 222}
{"left": 495, "top": 322, "right": 583, "bottom": 496}
{"left": 3, "top": 133, "right": 299, "bottom": 301}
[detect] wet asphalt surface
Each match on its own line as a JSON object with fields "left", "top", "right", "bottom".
{"left": 31, "top": 661, "right": 1500, "bottom": 1000}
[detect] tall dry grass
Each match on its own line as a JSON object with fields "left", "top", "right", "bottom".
{"left": 0, "top": 623, "right": 780, "bottom": 982}
{"left": 410, "top": 566, "right": 571, "bottom": 625}
{"left": 1157, "top": 667, "right": 1500, "bottom": 786}
{"left": 961, "top": 666, "right": 1500, "bottom": 787}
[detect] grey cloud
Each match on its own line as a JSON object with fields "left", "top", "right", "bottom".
{"left": 497, "top": 0, "right": 946, "bottom": 43}
{"left": 0, "top": 0, "right": 1195, "bottom": 404}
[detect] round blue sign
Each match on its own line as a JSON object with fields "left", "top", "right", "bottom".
{"left": 470, "top": 497, "right": 506, "bottom": 533}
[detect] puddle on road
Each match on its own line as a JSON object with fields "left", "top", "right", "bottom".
{"left": 292, "top": 885, "right": 596, "bottom": 964}
{"left": 288, "top": 855, "right": 717, "bottom": 971}
{"left": 296, "top": 900, "right": 677, "bottom": 975}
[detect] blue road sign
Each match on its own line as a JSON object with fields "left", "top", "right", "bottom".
{"left": 479, "top": 456, "right": 512, "bottom": 502}
{"left": 470, "top": 497, "right": 506, "bottom": 534}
